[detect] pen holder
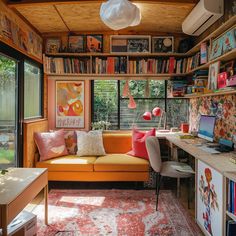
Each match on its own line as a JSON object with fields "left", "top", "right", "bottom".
{"left": 181, "top": 123, "right": 189, "bottom": 133}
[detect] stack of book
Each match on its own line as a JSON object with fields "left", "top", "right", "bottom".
{"left": 44, "top": 57, "right": 90, "bottom": 74}
{"left": 128, "top": 57, "right": 177, "bottom": 74}
{"left": 228, "top": 180, "right": 236, "bottom": 214}
{"left": 92, "top": 57, "right": 127, "bottom": 74}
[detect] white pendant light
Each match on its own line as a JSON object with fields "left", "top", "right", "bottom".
{"left": 100, "top": 0, "right": 141, "bottom": 30}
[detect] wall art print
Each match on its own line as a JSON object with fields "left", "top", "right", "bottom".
{"left": 56, "top": 81, "right": 85, "bottom": 128}
{"left": 197, "top": 160, "right": 223, "bottom": 236}
{"left": 189, "top": 94, "right": 236, "bottom": 140}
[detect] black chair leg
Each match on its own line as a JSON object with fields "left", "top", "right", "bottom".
{"left": 187, "top": 177, "right": 191, "bottom": 209}
{"left": 156, "top": 175, "right": 162, "bottom": 211}
{"left": 155, "top": 172, "right": 160, "bottom": 195}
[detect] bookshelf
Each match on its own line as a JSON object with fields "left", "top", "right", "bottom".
{"left": 224, "top": 172, "right": 236, "bottom": 236}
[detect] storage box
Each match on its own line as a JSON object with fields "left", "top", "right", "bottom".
{"left": 0, "top": 211, "right": 37, "bottom": 236}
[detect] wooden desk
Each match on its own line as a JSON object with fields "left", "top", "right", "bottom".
{"left": 156, "top": 132, "right": 236, "bottom": 236}
{"left": 0, "top": 168, "right": 48, "bottom": 236}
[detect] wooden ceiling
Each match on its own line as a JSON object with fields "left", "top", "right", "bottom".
{"left": 7, "top": 0, "right": 199, "bottom": 34}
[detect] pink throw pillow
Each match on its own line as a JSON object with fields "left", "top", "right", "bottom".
{"left": 34, "top": 129, "right": 68, "bottom": 161}
{"left": 127, "top": 128, "right": 156, "bottom": 160}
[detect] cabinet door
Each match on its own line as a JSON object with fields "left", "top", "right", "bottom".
{"left": 197, "top": 160, "right": 223, "bottom": 236}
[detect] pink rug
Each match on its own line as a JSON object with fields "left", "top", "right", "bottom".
{"left": 34, "top": 189, "right": 202, "bottom": 236}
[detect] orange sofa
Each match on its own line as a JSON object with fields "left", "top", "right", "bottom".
{"left": 36, "top": 133, "right": 150, "bottom": 182}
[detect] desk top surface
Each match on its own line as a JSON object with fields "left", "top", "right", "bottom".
{"left": 0, "top": 168, "right": 47, "bottom": 205}
{"left": 158, "top": 132, "right": 236, "bottom": 175}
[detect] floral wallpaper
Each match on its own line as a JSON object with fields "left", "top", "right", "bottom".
{"left": 189, "top": 94, "right": 236, "bottom": 140}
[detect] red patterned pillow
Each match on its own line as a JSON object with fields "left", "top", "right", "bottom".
{"left": 34, "top": 129, "right": 68, "bottom": 161}
{"left": 127, "top": 128, "right": 156, "bottom": 160}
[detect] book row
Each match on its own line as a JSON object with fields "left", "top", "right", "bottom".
{"left": 228, "top": 180, "right": 236, "bottom": 215}
{"left": 44, "top": 57, "right": 91, "bottom": 74}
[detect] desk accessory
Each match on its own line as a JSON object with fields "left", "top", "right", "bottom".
{"left": 216, "top": 138, "right": 234, "bottom": 152}
{"left": 181, "top": 123, "right": 189, "bottom": 133}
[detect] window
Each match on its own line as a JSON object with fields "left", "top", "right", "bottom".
{"left": 92, "top": 80, "right": 189, "bottom": 130}
{"left": 24, "top": 62, "right": 42, "bottom": 119}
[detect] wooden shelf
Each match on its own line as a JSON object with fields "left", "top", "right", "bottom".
{"left": 226, "top": 211, "right": 236, "bottom": 221}
{"left": 45, "top": 52, "right": 186, "bottom": 57}
{"left": 185, "top": 16, "right": 236, "bottom": 56}
{"left": 185, "top": 89, "right": 236, "bottom": 98}
{"left": 224, "top": 172, "right": 236, "bottom": 183}
{"left": 46, "top": 73, "right": 186, "bottom": 80}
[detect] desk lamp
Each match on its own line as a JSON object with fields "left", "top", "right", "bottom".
{"left": 142, "top": 107, "right": 167, "bottom": 130}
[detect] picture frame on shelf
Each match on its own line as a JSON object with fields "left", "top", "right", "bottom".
{"left": 152, "top": 36, "right": 174, "bottom": 53}
{"left": 127, "top": 38, "right": 150, "bottom": 53}
{"left": 210, "top": 37, "right": 223, "bottom": 60}
{"left": 45, "top": 38, "right": 61, "bottom": 53}
{"left": 111, "top": 38, "right": 127, "bottom": 53}
{"left": 56, "top": 81, "right": 85, "bottom": 128}
{"left": 68, "top": 35, "right": 85, "bottom": 53}
{"left": 86, "top": 34, "right": 103, "bottom": 53}
{"left": 208, "top": 61, "right": 220, "bottom": 90}
{"left": 222, "top": 28, "right": 236, "bottom": 54}
{"left": 224, "top": 60, "right": 235, "bottom": 77}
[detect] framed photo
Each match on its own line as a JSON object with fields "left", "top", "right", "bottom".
{"left": 208, "top": 61, "right": 220, "bottom": 90}
{"left": 222, "top": 28, "right": 236, "bottom": 54}
{"left": 127, "top": 38, "right": 150, "bottom": 53}
{"left": 197, "top": 160, "right": 223, "bottom": 236}
{"left": 68, "top": 35, "right": 85, "bottom": 53}
{"left": 224, "top": 60, "right": 235, "bottom": 77}
{"left": 111, "top": 38, "right": 127, "bottom": 53}
{"left": 86, "top": 34, "right": 103, "bottom": 52}
{"left": 45, "top": 38, "right": 61, "bottom": 53}
{"left": 56, "top": 81, "right": 85, "bottom": 128}
{"left": 210, "top": 37, "right": 223, "bottom": 60}
{"left": 152, "top": 36, "right": 174, "bottom": 53}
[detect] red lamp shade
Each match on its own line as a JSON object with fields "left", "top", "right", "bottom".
{"left": 143, "top": 111, "right": 152, "bottom": 120}
{"left": 152, "top": 107, "right": 162, "bottom": 117}
{"left": 128, "top": 95, "right": 136, "bottom": 109}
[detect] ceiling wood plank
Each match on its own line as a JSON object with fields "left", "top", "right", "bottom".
{"left": 7, "top": 0, "right": 198, "bottom": 8}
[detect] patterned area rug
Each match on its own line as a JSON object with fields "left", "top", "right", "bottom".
{"left": 34, "top": 189, "right": 202, "bottom": 236}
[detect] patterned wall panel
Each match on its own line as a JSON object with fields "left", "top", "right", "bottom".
{"left": 189, "top": 94, "right": 236, "bottom": 140}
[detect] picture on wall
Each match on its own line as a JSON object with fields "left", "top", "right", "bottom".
{"left": 210, "top": 37, "right": 223, "bottom": 60}
{"left": 208, "top": 61, "right": 220, "bottom": 90}
{"left": 197, "top": 160, "right": 223, "bottom": 236}
{"left": 45, "top": 38, "right": 61, "bottom": 53}
{"left": 127, "top": 38, "right": 150, "bottom": 53}
{"left": 152, "top": 36, "right": 174, "bottom": 53}
{"left": 68, "top": 35, "right": 85, "bottom": 53}
{"left": 56, "top": 81, "right": 85, "bottom": 128}
{"left": 222, "top": 28, "right": 236, "bottom": 54}
{"left": 86, "top": 34, "right": 103, "bottom": 52}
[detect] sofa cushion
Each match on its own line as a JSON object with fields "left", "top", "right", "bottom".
{"left": 94, "top": 154, "right": 149, "bottom": 172}
{"left": 103, "top": 133, "right": 132, "bottom": 153}
{"left": 36, "top": 155, "right": 96, "bottom": 172}
{"left": 76, "top": 130, "right": 106, "bottom": 156}
{"left": 34, "top": 129, "right": 68, "bottom": 161}
{"left": 64, "top": 130, "right": 77, "bottom": 154}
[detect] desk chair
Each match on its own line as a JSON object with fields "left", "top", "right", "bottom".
{"left": 145, "top": 136, "right": 194, "bottom": 210}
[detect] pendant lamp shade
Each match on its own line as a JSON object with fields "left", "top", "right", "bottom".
{"left": 143, "top": 111, "right": 152, "bottom": 120}
{"left": 122, "top": 80, "right": 129, "bottom": 97}
{"left": 100, "top": 0, "right": 141, "bottom": 30}
{"left": 128, "top": 95, "right": 136, "bottom": 109}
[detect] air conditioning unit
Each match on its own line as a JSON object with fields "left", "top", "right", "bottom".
{"left": 182, "top": 0, "right": 224, "bottom": 36}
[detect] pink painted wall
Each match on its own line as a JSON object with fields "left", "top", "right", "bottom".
{"left": 47, "top": 78, "right": 91, "bottom": 131}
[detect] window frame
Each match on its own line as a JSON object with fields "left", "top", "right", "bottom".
{"left": 91, "top": 80, "right": 189, "bottom": 130}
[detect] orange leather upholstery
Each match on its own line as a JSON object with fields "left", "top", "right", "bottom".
{"left": 35, "top": 132, "right": 150, "bottom": 182}
{"left": 103, "top": 133, "right": 132, "bottom": 153}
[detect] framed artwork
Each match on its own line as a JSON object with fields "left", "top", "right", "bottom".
{"left": 45, "top": 38, "right": 61, "bottom": 53}
{"left": 111, "top": 38, "right": 127, "bottom": 52}
{"left": 197, "top": 160, "right": 223, "bottom": 236}
{"left": 210, "top": 37, "right": 223, "bottom": 60}
{"left": 152, "top": 36, "right": 174, "bottom": 53}
{"left": 224, "top": 60, "right": 235, "bottom": 77}
{"left": 68, "top": 35, "right": 85, "bottom": 53}
{"left": 127, "top": 38, "right": 150, "bottom": 53}
{"left": 222, "top": 28, "right": 236, "bottom": 54}
{"left": 208, "top": 61, "right": 220, "bottom": 90}
{"left": 56, "top": 81, "right": 85, "bottom": 128}
{"left": 86, "top": 34, "right": 103, "bottom": 52}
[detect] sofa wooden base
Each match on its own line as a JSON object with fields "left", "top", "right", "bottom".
{"left": 48, "top": 171, "right": 149, "bottom": 182}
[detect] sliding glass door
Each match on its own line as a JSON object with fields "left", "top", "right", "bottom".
{"left": 0, "top": 54, "right": 18, "bottom": 168}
